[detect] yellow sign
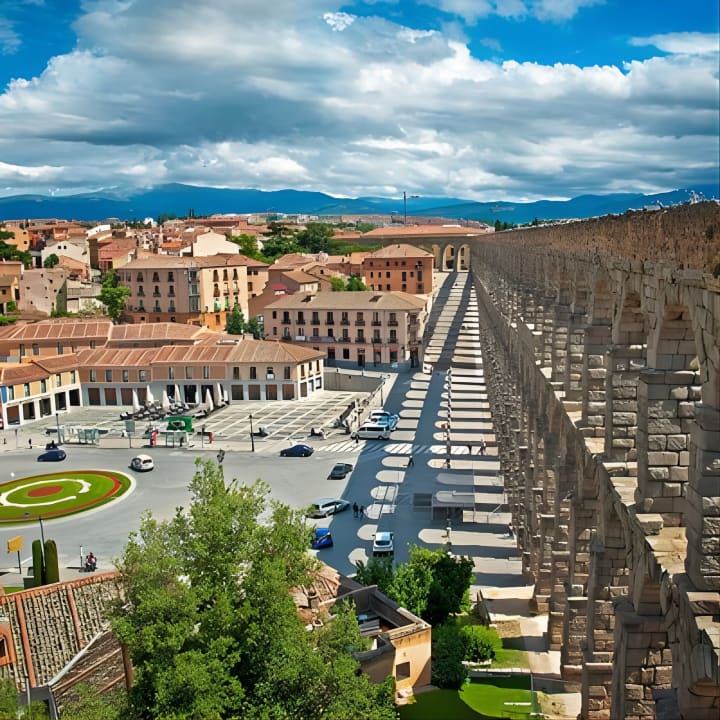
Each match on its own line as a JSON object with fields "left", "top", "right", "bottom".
{"left": 6, "top": 536, "right": 22, "bottom": 553}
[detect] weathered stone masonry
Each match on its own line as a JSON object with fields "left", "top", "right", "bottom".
{"left": 419, "top": 202, "right": 720, "bottom": 720}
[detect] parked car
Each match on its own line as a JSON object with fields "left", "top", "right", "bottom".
{"left": 37, "top": 448, "right": 66, "bottom": 462}
{"left": 372, "top": 531, "right": 394, "bottom": 557}
{"left": 280, "top": 444, "right": 314, "bottom": 457}
{"left": 369, "top": 411, "right": 399, "bottom": 430}
{"left": 307, "top": 498, "right": 351, "bottom": 518}
{"left": 329, "top": 462, "right": 353, "bottom": 479}
{"left": 311, "top": 528, "right": 333, "bottom": 549}
{"left": 130, "top": 454, "right": 154, "bottom": 472}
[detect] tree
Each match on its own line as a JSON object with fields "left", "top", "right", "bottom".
{"left": 44, "top": 253, "right": 60, "bottom": 268}
{"left": 244, "top": 316, "right": 262, "bottom": 339}
{"left": 0, "top": 240, "right": 32, "bottom": 268}
{"left": 330, "top": 276, "right": 346, "bottom": 292}
{"left": 99, "top": 269, "right": 130, "bottom": 322}
{"left": 295, "top": 222, "right": 334, "bottom": 253}
{"left": 0, "top": 678, "right": 50, "bottom": 719}
{"left": 225, "top": 304, "right": 245, "bottom": 334}
{"left": 354, "top": 556, "right": 395, "bottom": 594}
{"left": 58, "top": 683, "right": 127, "bottom": 720}
{"left": 260, "top": 236, "right": 302, "bottom": 260}
{"left": 356, "top": 222, "right": 376, "bottom": 233}
{"left": 346, "top": 274, "right": 368, "bottom": 291}
{"left": 431, "top": 623, "right": 467, "bottom": 689}
{"left": 112, "top": 460, "right": 396, "bottom": 720}
{"left": 229, "top": 234, "right": 265, "bottom": 262}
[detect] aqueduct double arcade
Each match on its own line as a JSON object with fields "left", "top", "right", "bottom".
{"left": 417, "top": 202, "right": 720, "bottom": 720}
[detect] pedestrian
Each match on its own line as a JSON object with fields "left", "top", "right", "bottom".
{"left": 28, "top": 438, "right": 32, "bottom": 449}
{"left": 354, "top": 434, "right": 359, "bottom": 445}
{"left": 359, "top": 505, "right": 365, "bottom": 518}
{"left": 479, "top": 438, "right": 486, "bottom": 456}
{"left": 508, "top": 522, "right": 514, "bottom": 539}
{"left": 467, "top": 443, "right": 472, "bottom": 455}
{"left": 445, "top": 457, "right": 451, "bottom": 469}
{"left": 353, "top": 502, "right": 359, "bottom": 518}
{"left": 407, "top": 455, "right": 414, "bottom": 467}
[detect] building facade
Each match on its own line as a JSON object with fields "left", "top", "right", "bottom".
{"left": 361, "top": 243, "right": 434, "bottom": 295}
{"left": 265, "top": 291, "right": 427, "bottom": 368}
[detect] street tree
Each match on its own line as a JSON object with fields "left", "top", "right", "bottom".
{"left": 111, "top": 460, "right": 397, "bottom": 720}
{"left": 244, "top": 316, "right": 262, "bottom": 339}
{"left": 225, "top": 303, "right": 245, "bottom": 334}
{"left": 98, "top": 269, "right": 130, "bottom": 322}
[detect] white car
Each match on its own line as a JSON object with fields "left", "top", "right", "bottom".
{"left": 130, "top": 454, "right": 154, "bottom": 472}
{"left": 372, "top": 531, "right": 394, "bottom": 557}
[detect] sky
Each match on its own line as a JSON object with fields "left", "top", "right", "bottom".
{"left": 0, "top": 0, "right": 717, "bottom": 202}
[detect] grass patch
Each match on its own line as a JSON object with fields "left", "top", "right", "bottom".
{"left": 399, "top": 678, "right": 538, "bottom": 720}
{"left": 489, "top": 647, "right": 531, "bottom": 669}
{"left": 1, "top": 586, "right": 25, "bottom": 595}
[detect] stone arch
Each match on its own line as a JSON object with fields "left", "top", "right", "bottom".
{"left": 441, "top": 244, "right": 455, "bottom": 270}
{"left": 429, "top": 244, "right": 441, "bottom": 269}
{"left": 456, "top": 243, "right": 471, "bottom": 270}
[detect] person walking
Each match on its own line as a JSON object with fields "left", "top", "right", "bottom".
{"left": 479, "top": 438, "right": 486, "bottom": 456}
{"left": 407, "top": 454, "right": 414, "bottom": 467}
{"left": 28, "top": 438, "right": 32, "bottom": 449}
{"left": 353, "top": 502, "right": 359, "bottom": 518}
{"left": 359, "top": 505, "right": 365, "bottom": 518}
{"left": 507, "top": 522, "right": 514, "bottom": 539}
{"left": 467, "top": 443, "right": 472, "bottom": 455}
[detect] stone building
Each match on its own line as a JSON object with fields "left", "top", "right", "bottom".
{"left": 417, "top": 202, "right": 720, "bottom": 720}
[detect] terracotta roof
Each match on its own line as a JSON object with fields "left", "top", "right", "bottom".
{"left": 0, "top": 572, "right": 121, "bottom": 691}
{"left": 152, "top": 338, "right": 324, "bottom": 364}
{"left": 266, "top": 291, "right": 426, "bottom": 311}
{"left": 109, "top": 323, "right": 210, "bottom": 344}
{"left": 0, "top": 362, "right": 48, "bottom": 384}
{"left": 280, "top": 270, "right": 320, "bottom": 284}
{"left": 0, "top": 274, "right": 18, "bottom": 286}
{"left": 56, "top": 255, "right": 89, "bottom": 270}
{"left": 123, "top": 253, "right": 259, "bottom": 269}
{"left": 75, "top": 347, "right": 159, "bottom": 367}
{"left": 268, "top": 253, "right": 314, "bottom": 269}
{"left": 32, "top": 354, "right": 83, "bottom": 373}
{"left": 365, "top": 243, "right": 434, "bottom": 258}
{"left": 0, "top": 319, "right": 112, "bottom": 342}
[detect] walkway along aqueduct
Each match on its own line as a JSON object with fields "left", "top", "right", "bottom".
{"left": 418, "top": 202, "right": 720, "bottom": 720}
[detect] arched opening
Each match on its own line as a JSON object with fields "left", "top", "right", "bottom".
{"left": 442, "top": 245, "right": 455, "bottom": 270}
{"left": 456, "top": 243, "right": 471, "bottom": 271}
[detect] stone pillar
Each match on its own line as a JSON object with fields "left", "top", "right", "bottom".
{"left": 540, "top": 299, "right": 555, "bottom": 369}
{"left": 552, "top": 304, "right": 571, "bottom": 386}
{"left": 610, "top": 601, "right": 672, "bottom": 720}
{"left": 604, "top": 345, "right": 644, "bottom": 461}
{"left": 581, "top": 322, "right": 612, "bottom": 438}
{"left": 685, "top": 402, "right": 720, "bottom": 590}
{"left": 564, "top": 312, "right": 586, "bottom": 402}
{"left": 635, "top": 369, "right": 697, "bottom": 524}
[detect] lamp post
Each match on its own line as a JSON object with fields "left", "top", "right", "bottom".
{"left": 249, "top": 414, "right": 255, "bottom": 452}
{"left": 23, "top": 512, "right": 44, "bottom": 546}
{"left": 55, "top": 411, "right": 61, "bottom": 444}
{"left": 403, "top": 192, "right": 419, "bottom": 225}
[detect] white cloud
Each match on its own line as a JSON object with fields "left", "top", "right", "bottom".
{"left": 421, "top": 0, "right": 603, "bottom": 23}
{"left": 323, "top": 12, "right": 355, "bottom": 31}
{"left": 631, "top": 32, "right": 720, "bottom": 56}
{"left": 0, "top": 0, "right": 715, "bottom": 202}
{"left": 0, "top": 18, "right": 21, "bottom": 55}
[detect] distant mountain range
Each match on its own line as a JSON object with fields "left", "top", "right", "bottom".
{"left": 0, "top": 183, "right": 716, "bottom": 225}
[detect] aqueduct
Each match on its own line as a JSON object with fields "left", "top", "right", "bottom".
{"left": 417, "top": 202, "right": 720, "bottom": 720}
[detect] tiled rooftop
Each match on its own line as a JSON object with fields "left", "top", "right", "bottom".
{"left": 266, "top": 291, "right": 426, "bottom": 311}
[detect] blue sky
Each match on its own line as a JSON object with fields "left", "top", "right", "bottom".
{"left": 0, "top": 0, "right": 717, "bottom": 201}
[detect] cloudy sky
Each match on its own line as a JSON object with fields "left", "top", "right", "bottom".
{"left": 0, "top": 0, "right": 717, "bottom": 202}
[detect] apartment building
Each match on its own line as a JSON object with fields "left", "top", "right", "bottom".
{"left": 361, "top": 244, "right": 434, "bottom": 295}
{"left": 265, "top": 291, "right": 427, "bottom": 368}
{"left": 118, "top": 254, "right": 253, "bottom": 330}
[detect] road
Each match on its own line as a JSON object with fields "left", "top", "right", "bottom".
{"left": 0, "top": 270, "right": 522, "bottom": 589}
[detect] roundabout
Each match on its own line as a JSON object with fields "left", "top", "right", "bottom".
{"left": 0, "top": 470, "right": 133, "bottom": 524}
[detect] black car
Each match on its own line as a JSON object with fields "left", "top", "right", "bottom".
{"left": 329, "top": 462, "right": 353, "bottom": 479}
{"left": 280, "top": 444, "right": 314, "bottom": 457}
{"left": 37, "top": 448, "right": 67, "bottom": 462}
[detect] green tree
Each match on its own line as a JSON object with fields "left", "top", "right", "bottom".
{"left": 229, "top": 234, "right": 265, "bottom": 262}
{"left": 330, "top": 276, "right": 346, "bottom": 292}
{"left": 157, "top": 213, "right": 177, "bottom": 225}
{"left": 244, "top": 316, "right": 262, "bottom": 339}
{"left": 43, "top": 253, "right": 60, "bottom": 268}
{"left": 356, "top": 222, "right": 377, "bottom": 233}
{"left": 461, "top": 624, "right": 502, "bottom": 662}
{"left": 260, "top": 235, "right": 302, "bottom": 260}
{"left": 98, "top": 269, "right": 130, "bottom": 322}
{"left": 225, "top": 304, "right": 245, "bottom": 334}
{"left": 431, "top": 623, "right": 467, "bottom": 689}
{"left": 354, "top": 556, "right": 396, "bottom": 595}
{"left": 112, "top": 460, "right": 396, "bottom": 720}
{"left": 346, "top": 274, "right": 368, "bottom": 291}
{"left": 0, "top": 678, "right": 51, "bottom": 719}
{"left": 296, "top": 222, "right": 334, "bottom": 253}
{"left": 0, "top": 240, "right": 32, "bottom": 268}
{"left": 59, "top": 683, "right": 127, "bottom": 720}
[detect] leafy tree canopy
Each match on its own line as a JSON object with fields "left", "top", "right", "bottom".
{"left": 0, "top": 240, "right": 31, "bottom": 268}
{"left": 98, "top": 269, "right": 130, "bottom": 322}
{"left": 260, "top": 235, "right": 303, "bottom": 260}
{"left": 330, "top": 276, "right": 346, "bottom": 292}
{"left": 229, "top": 234, "right": 267, "bottom": 262}
{"left": 43, "top": 253, "right": 60, "bottom": 268}
{"left": 225, "top": 303, "right": 245, "bottom": 334}
{"left": 346, "top": 274, "right": 368, "bottom": 291}
{"left": 111, "top": 460, "right": 397, "bottom": 720}
{"left": 295, "top": 222, "right": 334, "bottom": 253}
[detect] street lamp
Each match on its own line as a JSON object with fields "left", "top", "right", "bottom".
{"left": 403, "top": 192, "right": 419, "bottom": 225}
{"left": 249, "top": 414, "right": 255, "bottom": 452}
{"left": 23, "top": 512, "right": 45, "bottom": 546}
{"left": 55, "top": 411, "right": 61, "bottom": 443}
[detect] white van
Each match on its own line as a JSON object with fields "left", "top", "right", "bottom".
{"left": 352, "top": 424, "right": 391, "bottom": 440}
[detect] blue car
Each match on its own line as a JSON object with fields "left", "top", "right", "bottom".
{"left": 280, "top": 444, "right": 314, "bottom": 457}
{"left": 37, "top": 448, "right": 67, "bottom": 462}
{"left": 311, "top": 528, "right": 333, "bottom": 549}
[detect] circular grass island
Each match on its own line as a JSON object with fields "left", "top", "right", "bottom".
{"left": 0, "top": 470, "right": 133, "bottom": 525}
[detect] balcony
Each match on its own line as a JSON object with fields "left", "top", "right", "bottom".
{"left": 168, "top": 306, "right": 176, "bottom": 313}
{"left": 281, "top": 318, "right": 292, "bottom": 325}
{"left": 311, "top": 319, "right": 321, "bottom": 325}
{"left": 355, "top": 337, "right": 366, "bottom": 343}
{"left": 372, "top": 337, "right": 383, "bottom": 345}
{"left": 326, "top": 319, "right": 335, "bottom": 325}
{"left": 137, "top": 290, "right": 145, "bottom": 297}
{"left": 339, "top": 337, "right": 351, "bottom": 343}
{"left": 387, "top": 319, "right": 399, "bottom": 326}
{"left": 340, "top": 319, "right": 350, "bottom": 326}
{"left": 371, "top": 320, "right": 381, "bottom": 327}
{"left": 153, "top": 292, "right": 161, "bottom": 297}
{"left": 355, "top": 320, "right": 365, "bottom": 326}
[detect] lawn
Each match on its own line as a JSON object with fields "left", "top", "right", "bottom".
{"left": 399, "top": 677, "right": 537, "bottom": 720}
{"left": 0, "top": 470, "right": 132, "bottom": 523}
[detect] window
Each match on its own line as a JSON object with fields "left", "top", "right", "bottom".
{"left": 70, "top": 371, "right": 76, "bottom": 383}
{"left": 24, "top": 383, "right": 30, "bottom": 397}
{"left": 19, "top": 344, "right": 25, "bottom": 359}
{"left": 386, "top": 272, "right": 390, "bottom": 278}
{"left": 266, "top": 367, "right": 274, "bottom": 379}
{"left": 250, "top": 367, "right": 257, "bottom": 380}
{"left": 168, "top": 271, "right": 175, "bottom": 282}
{"left": 139, "top": 370, "right": 147, "bottom": 382}
{"left": 203, "top": 366, "right": 210, "bottom": 379}
{"left": 7, "top": 387, "right": 13, "bottom": 401}
{"left": 395, "top": 662, "right": 411, "bottom": 681}
{"left": 284, "top": 366, "right": 291, "bottom": 380}
{"left": 168, "top": 367, "right": 175, "bottom": 380}
{"left": 57, "top": 343, "right": 63, "bottom": 354}
{"left": 32, "top": 344, "right": 39, "bottom": 356}
{"left": 326, "top": 312, "right": 334, "bottom": 324}
{"left": 272, "top": 327, "right": 277, "bottom": 336}
{"left": 90, "top": 340, "right": 96, "bottom": 349}
{"left": 105, "top": 369, "right": 112, "bottom": 382}
{"left": 232, "top": 367, "right": 240, "bottom": 380}
{"left": 122, "top": 370, "right": 129, "bottom": 382}
{"left": 272, "top": 310, "right": 277, "bottom": 319}
{"left": 185, "top": 367, "right": 193, "bottom": 379}
{"left": 90, "top": 369, "right": 96, "bottom": 382}
{"left": 55, "top": 373, "right": 61, "bottom": 387}
{"left": 343, "top": 348, "right": 350, "bottom": 360}
{"left": 40, "top": 380, "right": 47, "bottom": 393}
{"left": 390, "top": 330, "right": 397, "bottom": 342}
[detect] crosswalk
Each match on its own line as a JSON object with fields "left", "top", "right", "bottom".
{"left": 318, "top": 440, "right": 488, "bottom": 456}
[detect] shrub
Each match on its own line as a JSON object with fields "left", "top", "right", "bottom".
{"left": 461, "top": 624, "right": 503, "bottom": 662}
{"left": 44, "top": 540, "right": 60, "bottom": 584}
{"left": 431, "top": 623, "right": 467, "bottom": 689}
{"left": 31, "top": 539, "right": 45, "bottom": 587}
